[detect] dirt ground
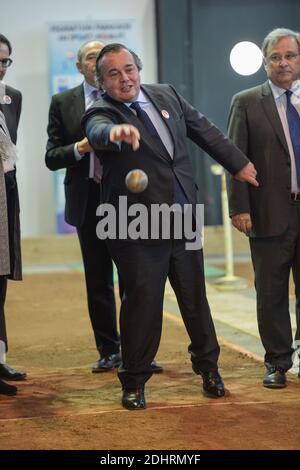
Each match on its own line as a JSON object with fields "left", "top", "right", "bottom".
{"left": 0, "top": 271, "right": 300, "bottom": 450}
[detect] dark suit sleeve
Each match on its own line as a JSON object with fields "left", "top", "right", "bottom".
{"left": 227, "top": 96, "right": 251, "bottom": 216}
{"left": 45, "top": 95, "right": 81, "bottom": 171}
{"left": 169, "top": 85, "right": 249, "bottom": 175}
{"left": 82, "top": 108, "right": 122, "bottom": 152}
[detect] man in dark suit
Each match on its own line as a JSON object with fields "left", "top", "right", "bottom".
{"left": 82, "top": 43, "right": 258, "bottom": 409}
{"left": 227, "top": 28, "right": 300, "bottom": 388}
{"left": 0, "top": 33, "right": 26, "bottom": 396}
{"left": 45, "top": 40, "right": 163, "bottom": 375}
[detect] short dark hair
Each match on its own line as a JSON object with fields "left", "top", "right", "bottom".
{"left": 0, "top": 34, "right": 12, "bottom": 55}
{"left": 95, "top": 43, "right": 142, "bottom": 85}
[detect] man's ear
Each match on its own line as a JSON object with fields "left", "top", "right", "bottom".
{"left": 76, "top": 61, "right": 83, "bottom": 75}
{"left": 263, "top": 58, "right": 268, "bottom": 72}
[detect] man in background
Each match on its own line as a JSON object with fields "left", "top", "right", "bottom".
{"left": 228, "top": 28, "right": 300, "bottom": 388}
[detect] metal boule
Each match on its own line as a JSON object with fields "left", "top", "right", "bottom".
{"left": 125, "top": 169, "right": 148, "bottom": 193}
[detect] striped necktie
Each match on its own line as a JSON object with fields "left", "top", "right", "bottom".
{"left": 0, "top": 109, "right": 10, "bottom": 137}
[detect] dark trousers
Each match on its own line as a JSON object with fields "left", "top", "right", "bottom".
{"left": 250, "top": 201, "right": 300, "bottom": 371}
{"left": 0, "top": 278, "right": 8, "bottom": 350}
{"left": 108, "top": 238, "right": 220, "bottom": 389}
{"left": 76, "top": 181, "right": 120, "bottom": 357}
{"left": 0, "top": 170, "right": 20, "bottom": 353}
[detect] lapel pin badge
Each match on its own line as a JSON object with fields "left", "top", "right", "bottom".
{"left": 161, "top": 109, "right": 169, "bottom": 119}
{"left": 3, "top": 95, "right": 12, "bottom": 105}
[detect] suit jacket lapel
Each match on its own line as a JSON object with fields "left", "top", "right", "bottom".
{"left": 141, "top": 86, "right": 176, "bottom": 138}
{"left": 72, "top": 84, "right": 90, "bottom": 176}
{"left": 261, "top": 81, "right": 290, "bottom": 157}
{"left": 141, "top": 85, "right": 177, "bottom": 158}
{"left": 72, "top": 84, "right": 85, "bottom": 128}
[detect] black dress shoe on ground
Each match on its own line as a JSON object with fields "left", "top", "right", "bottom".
{"left": 201, "top": 370, "right": 225, "bottom": 398}
{"left": 122, "top": 388, "right": 146, "bottom": 410}
{"left": 91, "top": 353, "right": 121, "bottom": 373}
{"left": 151, "top": 360, "right": 163, "bottom": 374}
{"left": 0, "top": 378, "right": 17, "bottom": 396}
{"left": 263, "top": 366, "right": 286, "bottom": 388}
{"left": 0, "top": 363, "right": 27, "bottom": 381}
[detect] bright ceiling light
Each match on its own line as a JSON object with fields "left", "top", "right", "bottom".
{"left": 230, "top": 41, "right": 263, "bottom": 76}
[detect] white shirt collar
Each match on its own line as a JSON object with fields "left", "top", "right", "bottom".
{"left": 134, "top": 89, "right": 148, "bottom": 104}
{"left": 124, "top": 89, "right": 148, "bottom": 107}
{"left": 269, "top": 79, "right": 300, "bottom": 100}
{"left": 83, "top": 81, "right": 98, "bottom": 98}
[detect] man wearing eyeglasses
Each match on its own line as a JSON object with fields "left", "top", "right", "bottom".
{"left": 0, "top": 33, "right": 26, "bottom": 396}
{"left": 228, "top": 28, "right": 300, "bottom": 389}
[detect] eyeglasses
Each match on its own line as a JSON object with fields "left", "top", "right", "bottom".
{"left": 267, "top": 52, "right": 300, "bottom": 64}
{"left": 0, "top": 58, "right": 13, "bottom": 67}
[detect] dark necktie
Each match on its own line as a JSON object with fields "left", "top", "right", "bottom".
{"left": 130, "top": 101, "right": 188, "bottom": 205}
{"left": 130, "top": 101, "right": 161, "bottom": 139}
{"left": 285, "top": 90, "right": 300, "bottom": 187}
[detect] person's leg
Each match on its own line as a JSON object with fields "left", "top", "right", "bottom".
{"left": 77, "top": 182, "right": 120, "bottom": 361}
{"left": 291, "top": 203, "right": 300, "bottom": 377}
{"left": 169, "top": 241, "right": 220, "bottom": 371}
{"left": 109, "top": 241, "right": 170, "bottom": 395}
{"left": 0, "top": 277, "right": 8, "bottom": 362}
{"left": 0, "top": 276, "right": 26, "bottom": 381}
{"left": 0, "top": 173, "right": 25, "bottom": 381}
{"left": 168, "top": 240, "right": 224, "bottom": 397}
{"left": 250, "top": 234, "right": 294, "bottom": 372}
{"left": 250, "top": 205, "right": 299, "bottom": 387}
{"left": 116, "top": 269, "right": 163, "bottom": 374}
{"left": 292, "top": 258, "right": 300, "bottom": 378}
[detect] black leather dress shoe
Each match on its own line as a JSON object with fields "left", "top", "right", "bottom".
{"left": 0, "top": 363, "right": 27, "bottom": 381}
{"left": 151, "top": 360, "right": 163, "bottom": 373}
{"left": 263, "top": 366, "right": 286, "bottom": 388}
{"left": 91, "top": 353, "right": 121, "bottom": 373}
{"left": 122, "top": 388, "right": 146, "bottom": 410}
{"left": 201, "top": 370, "right": 225, "bottom": 398}
{"left": 0, "top": 378, "right": 17, "bottom": 396}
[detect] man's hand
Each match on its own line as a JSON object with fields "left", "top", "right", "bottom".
{"left": 110, "top": 124, "right": 140, "bottom": 151}
{"left": 77, "top": 137, "right": 93, "bottom": 154}
{"left": 235, "top": 162, "right": 258, "bottom": 187}
{"left": 232, "top": 213, "right": 252, "bottom": 235}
